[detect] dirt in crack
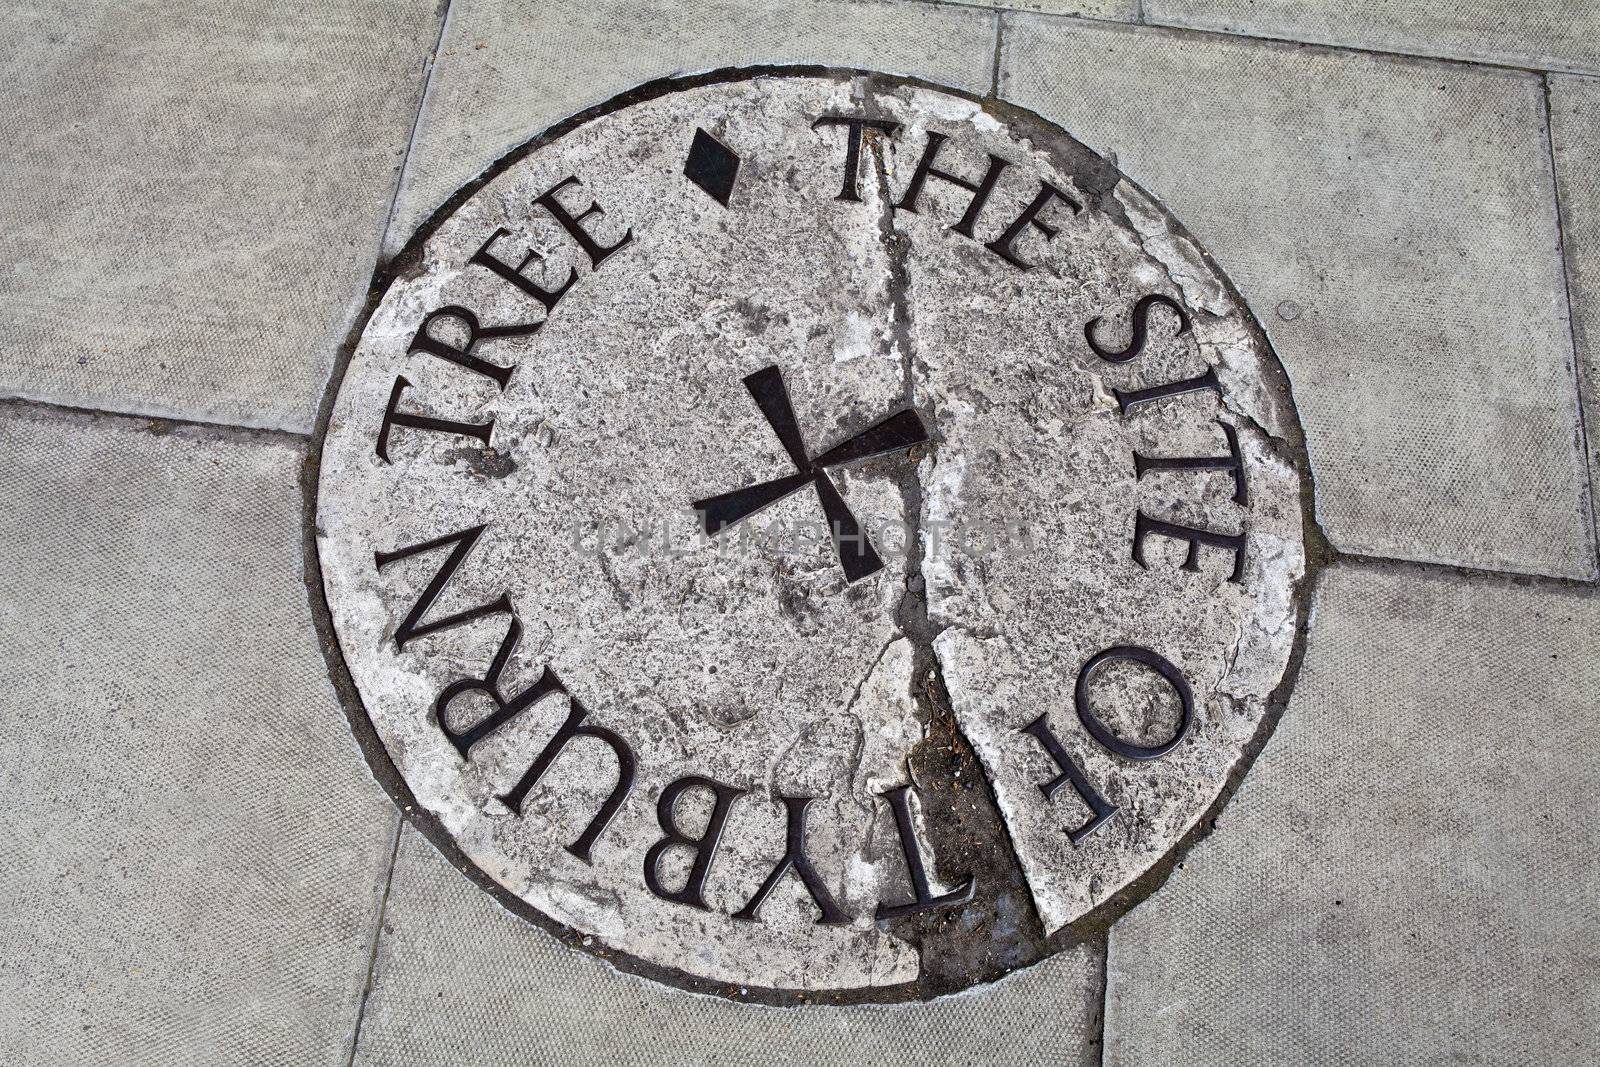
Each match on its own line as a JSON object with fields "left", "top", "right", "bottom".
{"left": 862, "top": 109, "right": 1049, "bottom": 990}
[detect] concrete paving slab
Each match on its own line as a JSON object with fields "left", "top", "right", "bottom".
{"left": 0, "top": 406, "right": 397, "bottom": 1066}
{"left": 1145, "top": 0, "right": 1600, "bottom": 75}
{"left": 383, "top": 0, "right": 999, "bottom": 256}
{"left": 1001, "top": 20, "right": 1598, "bottom": 579}
{"left": 1103, "top": 562, "right": 1600, "bottom": 1064}
{"left": 0, "top": 2, "right": 444, "bottom": 434}
{"left": 1550, "top": 73, "right": 1600, "bottom": 571}
{"left": 351, "top": 824, "right": 1102, "bottom": 1066}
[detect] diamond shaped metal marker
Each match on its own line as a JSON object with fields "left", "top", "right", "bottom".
{"left": 684, "top": 128, "right": 740, "bottom": 207}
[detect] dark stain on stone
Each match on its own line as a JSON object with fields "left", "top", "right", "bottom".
{"left": 444, "top": 444, "right": 517, "bottom": 478}
{"left": 888, "top": 673, "right": 1051, "bottom": 990}
{"left": 734, "top": 296, "right": 778, "bottom": 335}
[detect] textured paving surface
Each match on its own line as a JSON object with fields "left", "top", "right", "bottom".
{"left": 351, "top": 827, "right": 1102, "bottom": 1067}
{"left": 0, "top": 1, "right": 441, "bottom": 433}
{"left": 1144, "top": 0, "right": 1600, "bottom": 74}
{"left": 1001, "top": 19, "right": 1597, "bottom": 580}
{"left": 1, "top": 1, "right": 1598, "bottom": 1063}
{"left": 1104, "top": 563, "right": 1600, "bottom": 1064}
{"left": 383, "top": 0, "right": 999, "bottom": 254}
{"left": 0, "top": 407, "right": 397, "bottom": 1066}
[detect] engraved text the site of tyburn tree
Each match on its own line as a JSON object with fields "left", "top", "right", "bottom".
{"left": 361, "top": 112, "right": 1255, "bottom": 929}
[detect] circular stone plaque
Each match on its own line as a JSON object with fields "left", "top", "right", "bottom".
{"left": 309, "top": 68, "right": 1313, "bottom": 1003}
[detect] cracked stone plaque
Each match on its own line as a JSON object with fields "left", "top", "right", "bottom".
{"left": 309, "top": 68, "right": 1313, "bottom": 1003}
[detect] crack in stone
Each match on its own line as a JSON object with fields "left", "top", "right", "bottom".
{"left": 843, "top": 635, "right": 897, "bottom": 719}
{"left": 859, "top": 103, "right": 1050, "bottom": 990}
{"left": 595, "top": 548, "right": 635, "bottom": 610}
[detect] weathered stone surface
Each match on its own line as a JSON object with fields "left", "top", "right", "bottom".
{"left": 383, "top": 0, "right": 999, "bottom": 256}
{"left": 354, "top": 826, "right": 1101, "bottom": 1066}
{"left": 1549, "top": 74, "right": 1600, "bottom": 566}
{"left": 1104, "top": 563, "right": 1600, "bottom": 1064}
{"left": 1145, "top": 0, "right": 1600, "bottom": 74}
{"left": 1002, "top": 19, "right": 1598, "bottom": 579}
{"left": 314, "top": 72, "right": 1308, "bottom": 998}
{"left": 0, "top": 1, "right": 442, "bottom": 433}
{"left": 0, "top": 406, "right": 396, "bottom": 1065}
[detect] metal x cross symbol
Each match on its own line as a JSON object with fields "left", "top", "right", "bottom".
{"left": 692, "top": 365, "right": 929, "bottom": 582}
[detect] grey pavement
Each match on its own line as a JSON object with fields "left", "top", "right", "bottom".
{"left": 351, "top": 826, "right": 1102, "bottom": 1066}
{"left": 0, "top": 406, "right": 397, "bottom": 1066}
{"left": 0, "top": 1, "right": 441, "bottom": 434}
{"left": 1, "top": 1, "right": 1598, "bottom": 1064}
{"left": 1105, "top": 562, "right": 1600, "bottom": 1065}
{"left": 1142, "top": 0, "right": 1600, "bottom": 74}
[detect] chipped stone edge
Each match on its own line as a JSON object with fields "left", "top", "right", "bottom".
{"left": 298, "top": 64, "right": 1332, "bottom": 1008}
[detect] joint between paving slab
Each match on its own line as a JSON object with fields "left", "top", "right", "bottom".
{"left": 343, "top": 814, "right": 404, "bottom": 1067}
{"left": 1540, "top": 73, "right": 1600, "bottom": 577}
{"left": 377, "top": 0, "right": 456, "bottom": 265}
{"left": 1091, "top": 929, "right": 1110, "bottom": 1067}
{"left": 957, "top": 3, "right": 1593, "bottom": 81}
{"left": 892, "top": 0, "right": 1135, "bottom": 33}
{"left": 1135, "top": 13, "right": 1600, "bottom": 78}
{"left": 0, "top": 394, "right": 310, "bottom": 447}
{"left": 1334, "top": 549, "right": 1600, "bottom": 592}
{"left": 988, "top": 12, "right": 1005, "bottom": 98}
